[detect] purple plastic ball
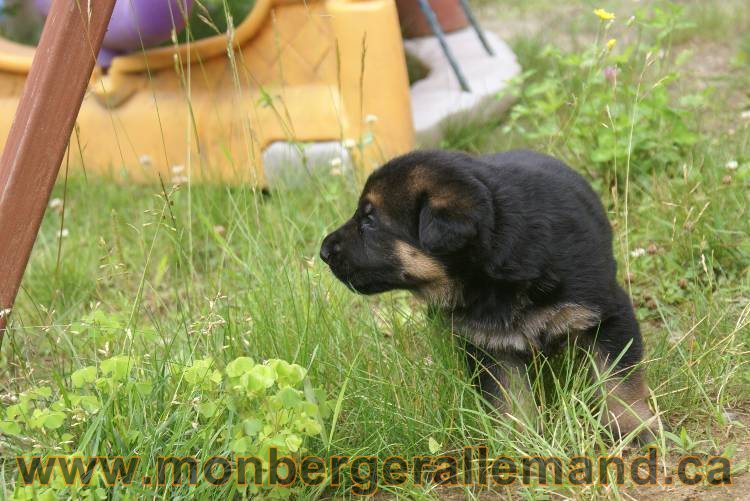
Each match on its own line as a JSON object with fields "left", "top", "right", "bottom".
{"left": 34, "top": 0, "right": 194, "bottom": 66}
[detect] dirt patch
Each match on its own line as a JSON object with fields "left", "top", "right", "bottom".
{"left": 477, "top": 3, "right": 589, "bottom": 51}
{"left": 370, "top": 410, "right": 749, "bottom": 499}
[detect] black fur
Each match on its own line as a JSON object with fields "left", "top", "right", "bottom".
{"left": 321, "top": 149, "right": 652, "bottom": 434}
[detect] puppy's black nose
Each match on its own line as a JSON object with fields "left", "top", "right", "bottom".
{"left": 320, "top": 235, "right": 342, "bottom": 264}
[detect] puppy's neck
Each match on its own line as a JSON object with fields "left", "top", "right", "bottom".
{"left": 411, "top": 279, "right": 463, "bottom": 309}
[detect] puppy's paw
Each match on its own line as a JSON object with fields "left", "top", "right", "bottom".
{"left": 608, "top": 412, "right": 665, "bottom": 448}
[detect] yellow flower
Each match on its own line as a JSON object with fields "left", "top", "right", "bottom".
{"left": 606, "top": 38, "right": 617, "bottom": 50}
{"left": 594, "top": 8, "right": 615, "bottom": 21}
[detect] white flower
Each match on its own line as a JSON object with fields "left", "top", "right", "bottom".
{"left": 329, "top": 157, "right": 342, "bottom": 167}
{"left": 171, "top": 164, "right": 185, "bottom": 174}
{"left": 725, "top": 160, "right": 738, "bottom": 170}
{"left": 342, "top": 139, "right": 357, "bottom": 149}
{"left": 172, "top": 175, "right": 189, "bottom": 185}
{"left": 58, "top": 228, "right": 69, "bottom": 238}
{"left": 365, "top": 114, "right": 378, "bottom": 124}
{"left": 741, "top": 110, "right": 750, "bottom": 120}
{"left": 139, "top": 154, "right": 153, "bottom": 167}
{"left": 49, "top": 198, "right": 63, "bottom": 210}
{"left": 330, "top": 167, "right": 342, "bottom": 176}
{"left": 630, "top": 247, "right": 646, "bottom": 258}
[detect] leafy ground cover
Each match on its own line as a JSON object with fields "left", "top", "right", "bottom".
{"left": 1, "top": 0, "right": 749, "bottom": 498}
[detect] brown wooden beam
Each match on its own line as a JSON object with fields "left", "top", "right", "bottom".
{"left": 0, "top": 0, "right": 116, "bottom": 346}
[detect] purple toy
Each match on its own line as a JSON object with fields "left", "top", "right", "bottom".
{"left": 34, "top": 0, "right": 194, "bottom": 67}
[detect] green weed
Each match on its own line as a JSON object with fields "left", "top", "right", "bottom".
{"left": 1, "top": 0, "right": 749, "bottom": 498}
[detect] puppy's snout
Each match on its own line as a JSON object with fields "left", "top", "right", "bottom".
{"left": 320, "top": 233, "right": 342, "bottom": 264}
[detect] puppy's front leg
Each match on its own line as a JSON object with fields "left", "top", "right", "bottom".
{"left": 464, "top": 343, "right": 537, "bottom": 425}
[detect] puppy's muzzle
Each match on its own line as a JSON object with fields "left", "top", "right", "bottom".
{"left": 320, "top": 232, "right": 342, "bottom": 265}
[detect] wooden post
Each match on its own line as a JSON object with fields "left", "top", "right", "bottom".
{"left": 0, "top": 0, "right": 116, "bottom": 346}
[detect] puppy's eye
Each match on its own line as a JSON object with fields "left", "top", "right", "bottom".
{"left": 362, "top": 213, "right": 376, "bottom": 227}
{"left": 359, "top": 204, "right": 376, "bottom": 231}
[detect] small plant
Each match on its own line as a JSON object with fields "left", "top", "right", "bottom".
{"left": 2, "top": 354, "right": 329, "bottom": 498}
{"left": 503, "top": 3, "right": 706, "bottom": 183}
{"left": 664, "top": 426, "right": 707, "bottom": 455}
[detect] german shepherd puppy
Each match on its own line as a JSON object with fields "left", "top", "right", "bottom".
{"left": 320, "top": 150, "right": 659, "bottom": 442}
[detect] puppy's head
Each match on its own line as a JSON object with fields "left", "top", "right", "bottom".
{"left": 320, "top": 151, "right": 491, "bottom": 302}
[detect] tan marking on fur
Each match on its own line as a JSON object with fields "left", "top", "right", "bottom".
{"left": 464, "top": 303, "right": 600, "bottom": 352}
{"left": 394, "top": 241, "right": 445, "bottom": 280}
{"left": 428, "top": 191, "right": 460, "bottom": 210}
{"left": 411, "top": 166, "right": 473, "bottom": 209}
{"left": 362, "top": 190, "right": 382, "bottom": 208}
{"left": 394, "top": 241, "right": 458, "bottom": 307}
{"left": 407, "top": 165, "right": 433, "bottom": 193}
{"left": 492, "top": 365, "right": 539, "bottom": 429}
{"left": 539, "top": 304, "right": 601, "bottom": 336}
{"left": 595, "top": 357, "right": 658, "bottom": 439}
{"left": 469, "top": 330, "right": 529, "bottom": 352}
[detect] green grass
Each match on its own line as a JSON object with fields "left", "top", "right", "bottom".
{"left": 1, "top": 0, "right": 749, "bottom": 498}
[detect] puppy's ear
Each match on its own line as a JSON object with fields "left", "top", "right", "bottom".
{"left": 419, "top": 204, "right": 478, "bottom": 255}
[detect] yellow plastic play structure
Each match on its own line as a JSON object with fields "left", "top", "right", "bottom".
{"left": 0, "top": 0, "right": 415, "bottom": 185}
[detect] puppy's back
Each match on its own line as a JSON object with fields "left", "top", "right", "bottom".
{"left": 481, "top": 150, "right": 592, "bottom": 194}
{"left": 480, "top": 149, "right": 609, "bottom": 230}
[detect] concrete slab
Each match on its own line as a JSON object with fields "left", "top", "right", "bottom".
{"left": 263, "top": 141, "right": 352, "bottom": 186}
{"left": 404, "top": 27, "right": 521, "bottom": 145}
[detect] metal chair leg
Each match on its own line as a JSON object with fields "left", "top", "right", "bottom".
{"left": 416, "top": 0, "right": 471, "bottom": 92}
{"left": 458, "top": 0, "right": 495, "bottom": 55}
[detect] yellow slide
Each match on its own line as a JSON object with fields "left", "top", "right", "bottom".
{"left": 0, "top": 0, "right": 415, "bottom": 185}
